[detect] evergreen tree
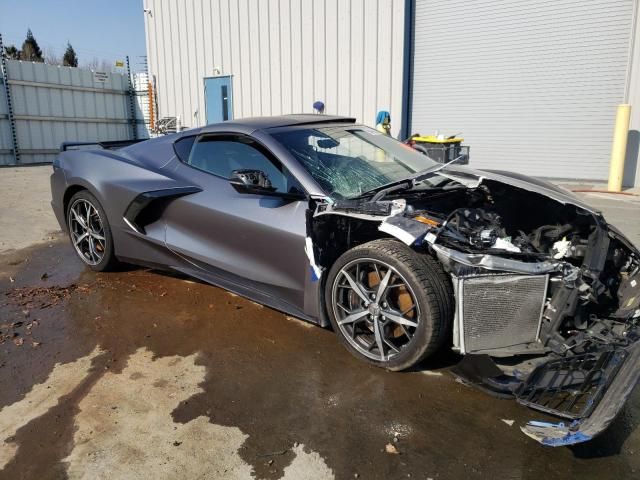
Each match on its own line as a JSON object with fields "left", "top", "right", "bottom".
{"left": 4, "top": 45, "right": 20, "bottom": 60}
{"left": 62, "top": 42, "right": 78, "bottom": 67}
{"left": 20, "top": 29, "right": 44, "bottom": 62}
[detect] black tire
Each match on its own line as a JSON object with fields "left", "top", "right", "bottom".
{"left": 66, "top": 190, "right": 119, "bottom": 272}
{"left": 325, "top": 239, "right": 453, "bottom": 371}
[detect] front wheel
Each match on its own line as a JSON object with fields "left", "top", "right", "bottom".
{"left": 325, "top": 239, "right": 452, "bottom": 371}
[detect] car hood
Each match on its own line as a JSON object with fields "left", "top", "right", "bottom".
{"left": 435, "top": 164, "right": 599, "bottom": 214}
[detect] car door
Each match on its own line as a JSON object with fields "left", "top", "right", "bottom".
{"left": 163, "top": 133, "right": 309, "bottom": 312}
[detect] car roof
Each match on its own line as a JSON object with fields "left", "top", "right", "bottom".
{"left": 199, "top": 114, "right": 356, "bottom": 133}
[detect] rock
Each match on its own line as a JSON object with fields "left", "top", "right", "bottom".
{"left": 385, "top": 443, "right": 399, "bottom": 454}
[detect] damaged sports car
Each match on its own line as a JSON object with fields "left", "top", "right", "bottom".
{"left": 50, "top": 115, "right": 640, "bottom": 446}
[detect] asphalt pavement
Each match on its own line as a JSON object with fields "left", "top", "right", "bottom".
{"left": 0, "top": 166, "right": 639, "bottom": 479}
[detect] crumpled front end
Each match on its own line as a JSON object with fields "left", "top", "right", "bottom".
{"left": 408, "top": 177, "right": 640, "bottom": 445}
{"left": 312, "top": 168, "right": 640, "bottom": 446}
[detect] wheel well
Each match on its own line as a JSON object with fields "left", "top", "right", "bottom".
{"left": 310, "top": 215, "right": 391, "bottom": 271}
{"left": 63, "top": 185, "right": 87, "bottom": 220}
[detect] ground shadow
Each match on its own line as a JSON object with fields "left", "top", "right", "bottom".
{"left": 570, "top": 405, "right": 639, "bottom": 458}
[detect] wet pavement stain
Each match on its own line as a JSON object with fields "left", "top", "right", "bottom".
{"left": 0, "top": 238, "right": 639, "bottom": 479}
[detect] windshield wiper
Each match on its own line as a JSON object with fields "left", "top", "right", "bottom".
{"left": 420, "top": 153, "right": 468, "bottom": 176}
{"left": 350, "top": 172, "right": 423, "bottom": 202}
{"left": 349, "top": 154, "right": 468, "bottom": 203}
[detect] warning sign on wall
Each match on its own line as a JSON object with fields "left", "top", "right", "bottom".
{"left": 93, "top": 71, "right": 109, "bottom": 83}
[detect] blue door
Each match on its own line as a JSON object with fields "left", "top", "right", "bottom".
{"left": 204, "top": 76, "right": 233, "bottom": 124}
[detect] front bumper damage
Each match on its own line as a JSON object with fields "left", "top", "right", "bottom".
{"left": 309, "top": 169, "right": 640, "bottom": 447}
{"left": 519, "top": 341, "right": 640, "bottom": 446}
{"left": 433, "top": 222, "right": 640, "bottom": 446}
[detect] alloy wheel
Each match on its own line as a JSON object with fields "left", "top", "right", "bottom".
{"left": 331, "top": 258, "right": 421, "bottom": 362}
{"left": 68, "top": 198, "right": 107, "bottom": 266}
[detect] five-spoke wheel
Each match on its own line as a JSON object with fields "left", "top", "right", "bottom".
{"left": 332, "top": 258, "right": 420, "bottom": 362}
{"left": 326, "top": 239, "right": 452, "bottom": 371}
{"left": 66, "top": 190, "right": 118, "bottom": 271}
{"left": 68, "top": 198, "right": 106, "bottom": 265}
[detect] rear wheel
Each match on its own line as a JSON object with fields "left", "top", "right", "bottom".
{"left": 67, "top": 190, "right": 119, "bottom": 271}
{"left": 325, "top": 239, "right": 452, "bottom": 371}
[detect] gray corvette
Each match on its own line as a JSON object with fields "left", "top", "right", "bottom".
{"left": 51, "top": 114, "right": 640, "bottom": 446}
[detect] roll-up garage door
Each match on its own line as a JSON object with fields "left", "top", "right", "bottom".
{"left": 409, "top": 0, "right": 635, "bottom": 180}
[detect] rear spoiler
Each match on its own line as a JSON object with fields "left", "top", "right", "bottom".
{"left": 60, "top": 139, "right": 146, "bottom": 152}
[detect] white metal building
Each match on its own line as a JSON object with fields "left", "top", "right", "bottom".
{"left": 144, "top": 0, "right": 640, "bottom": 187}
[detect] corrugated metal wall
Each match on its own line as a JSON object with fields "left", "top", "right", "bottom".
{"left": 0, "top": 60, "right": 137, "bottom": 165}
{"left": 410, "top": 0, "right": 635, "bottom": 181}
{"left": 134, "top": 72, "right": 152, "bottom": 138}
{"left": 144, "top": 0, "right": 407, "bottom": 136}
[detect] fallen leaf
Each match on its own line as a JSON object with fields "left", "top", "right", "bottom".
{"left": 32, "top": 341, "right": 41, "bottom": 348}
{"left": 9, "top": 277, "right": 15, "bottom": 283}
{"left": 13, "top": 337, "right": 24, "bottom": 346}
{"left": 501, "top": 419, "right": 515, "bottom": 427}
{"left": 385, "top": 443, "right": 399, "bottom": 454}
{"left": 22, "top": 310, "right": 30, "bottom": 317}
{"left": 40, "top": 272, "right": 49, "bottom": 280}
{"left": 160, "top": 292, "right": 167, "bottom": 297}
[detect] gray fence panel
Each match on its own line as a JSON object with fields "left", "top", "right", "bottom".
{"left": 1, "top": 60, "right": 148, "bottom": 166}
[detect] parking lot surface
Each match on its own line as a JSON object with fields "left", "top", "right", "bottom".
{"left": 1, "top": 166, "right": 639, "bottom": 479}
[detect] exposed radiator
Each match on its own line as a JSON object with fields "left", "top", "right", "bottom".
{"left": 455, "top": 274, "right": 548, "bottom": 353}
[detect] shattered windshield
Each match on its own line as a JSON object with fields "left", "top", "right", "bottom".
{"left": 271, "top": 125, "right": 440, "bottom": 199}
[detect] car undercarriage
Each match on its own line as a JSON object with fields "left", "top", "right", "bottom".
{"left": 307, "top": 168, "right": 640, "bottom": 446}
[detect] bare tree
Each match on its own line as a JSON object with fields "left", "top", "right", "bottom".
{"left": 101, "top": 59, "right": 114, "bottom": 72}
{"left": 44, "top": 47, "right": 62, "bottom": 66}
{"left": 84, "top": 57, "right": 100, "bottom": 70}
{"left": 84, "top": 57, "right": 114, "bottom": 72}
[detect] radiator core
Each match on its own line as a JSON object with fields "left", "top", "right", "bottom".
{"left": 457, "top": 274, "right": 548, "bottom": 353}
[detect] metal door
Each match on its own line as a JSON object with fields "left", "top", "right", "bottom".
{"left": 410, "top": 0, "right": 634, "bottom": 180}
{"left": 162, "top": 141, "right": 308, "bottom": 312}
{"left": 204, "top": 76, "right": 233, "bottom": 124}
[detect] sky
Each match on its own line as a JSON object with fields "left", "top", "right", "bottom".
{"left": 0, "top": 0, "right": 147, "bottom": 71}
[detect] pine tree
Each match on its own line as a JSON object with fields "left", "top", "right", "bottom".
{"left": 20, "top": 29, "right": 44, "bottom": 62}
{"left": 4, "top": 45, "right": 20, "bottom": 60}
{"left": 62, "top": 42, "right": 78, "bottom": 67}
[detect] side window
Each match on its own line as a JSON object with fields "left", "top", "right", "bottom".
{"left": 187, "top": 136, "right": 303, "bottom": 194}
{"left": 173, "top": 136, "right": 196, "bottom": 162}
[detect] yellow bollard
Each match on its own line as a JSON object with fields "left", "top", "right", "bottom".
{"left": 608, "top": 104, "right": 631, "bottom": 192}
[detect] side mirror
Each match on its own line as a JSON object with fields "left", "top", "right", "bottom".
{"left": 229, "top": 169, "right": 307, "bottom": 201}
{"left": 230, "top": 169, "right": 276, "bottom": 194}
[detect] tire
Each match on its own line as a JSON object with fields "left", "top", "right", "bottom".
{"left": 325, "top": 239, "right": 453, "bottom": 371}
{"left": 66, "top": 190, "right": 119, "bottom": 272}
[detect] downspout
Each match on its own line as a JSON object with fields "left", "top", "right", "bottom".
{"left": 399, "top": 0, "right": 414, "bottom": 141}
{"left": 623, "top": 0, "right": 640, "bottom": 187}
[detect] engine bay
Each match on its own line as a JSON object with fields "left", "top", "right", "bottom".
{"left": 311, "top": 174, "right": 639, "bottom": 366}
